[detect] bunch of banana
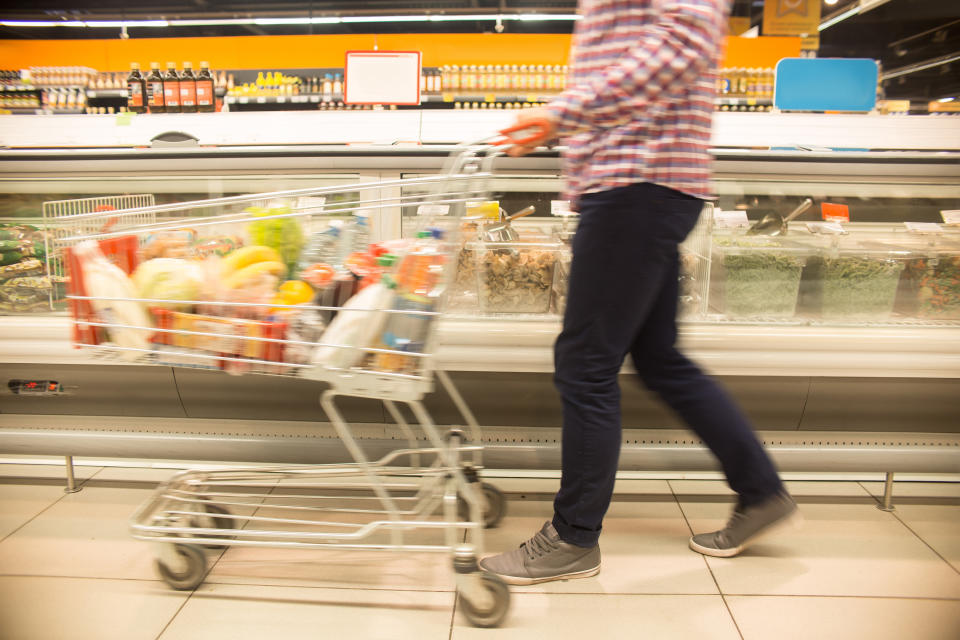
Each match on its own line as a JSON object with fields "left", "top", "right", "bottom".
{"left": 220, "top": 245, "right": 286, "bottom": 289}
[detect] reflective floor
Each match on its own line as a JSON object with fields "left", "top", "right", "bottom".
{"left": 1, "top": 461, "right": 959, "bottom": 639}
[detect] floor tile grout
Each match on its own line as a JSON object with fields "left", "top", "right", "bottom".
{"left": 668, "top": 479, "right": 746, "bottom": 640}
{"left": 0, "top": 468, "right": 102, "bottom": 545}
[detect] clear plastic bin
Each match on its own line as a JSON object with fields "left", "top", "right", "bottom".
{"left": 805, "top": 239, "right": 909, "bottom": 320}
{"left": 895, "top": 238, "right": 960, "bottom": 320}
{"left": 711, "top": 236, "right": 811, "bottom": 318}
{"left": 475, "top": 241, "right": 560, "bottom": 314}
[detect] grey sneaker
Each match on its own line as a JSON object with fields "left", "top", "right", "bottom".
{"left": 479, "top": 521, "right": 601, "bottom": 585}
{"left": 689, "top": 492, "right": 800, "bottom": 558}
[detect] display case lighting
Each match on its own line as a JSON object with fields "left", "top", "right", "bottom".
{"left": 0, "top": 14, "right": 582, "bottom": 29}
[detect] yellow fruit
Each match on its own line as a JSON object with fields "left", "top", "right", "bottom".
{"left": 278, "top": 280, "right": 314, "bottom": 304}
{"left": 223, "top": 261, "right": 285, "bottom": 289}
{"left": 221, "top": 245, "right": 282, "bottom": 275}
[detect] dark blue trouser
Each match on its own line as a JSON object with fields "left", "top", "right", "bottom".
{"left": 551, "top": 182, "right": 784, "bottom": 547}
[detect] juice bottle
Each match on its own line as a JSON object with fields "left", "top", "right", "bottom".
{"left": 163, "top": 62, "right": 181, "bottom": 112}
{"left": 145, "top": 62, "right": 165, "bottom": 113}
{"left": 126, "top": 62, "right": 146, "bottom": 113}
{"left": 196, "top": 61, "right": 215, "bottom": 112}
{"left": 179, "top": 61, "right": 197, "bottom": 112}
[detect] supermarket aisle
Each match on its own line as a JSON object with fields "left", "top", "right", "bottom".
{"left": 1, "top": 462, "right": 959, "bottom": 640}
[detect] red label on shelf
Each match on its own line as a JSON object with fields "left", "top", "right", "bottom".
{"left": 821, "top": 203, "right": 849, "bottom": 222}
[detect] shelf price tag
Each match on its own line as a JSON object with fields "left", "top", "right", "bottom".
{"left": 550, "top": 200, "right": 572, "bottom": 216}
{"left": 904, "top": 222, "right": 943, "bottom": 233}
{"left": 806, "top": 222, "right": 847, "bottom": 235}
{"left": 256, "top": 97, "right": 267, "bottom": 104}
{"left": 713, "top": 209, "right": 750, "bottom": 229}
{"left": 309, "top": 95, "right": 320, "bottom": 103}
{"left": 484, "top": 94, "right": 496, "bottom": 103}
{"left": 442, "top": 93, "right": 454, "bottom": 103}
{"left": 821, "top": 202, "right": 850, "bottom": 222}
{"left": 276, "top": 96, "right": 286, "bottom": 103}
{"left": 417, "top": 204, "right": 450, "bottom": 217}
{"left": 941, "top": 210, "right": 960, "bottom": 225}
{"left": 238, "top": 97, "right": 249, "bottom": 104}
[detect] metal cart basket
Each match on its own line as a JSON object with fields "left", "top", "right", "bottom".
{"left": 56, "top": 142, "right": 519, "bottom": 627}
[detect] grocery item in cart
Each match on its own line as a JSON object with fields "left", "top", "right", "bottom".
{"left": 71, "top": 241, "right": 152, "bottom": 355}
{"left": 309, "top": 281, "right": 394, "bottom": 370}
{"left": 131, "top": 258, "right": 204, "bottom": 310}
{"left": 247, "top": 204, "right": 305, "bottom": 279}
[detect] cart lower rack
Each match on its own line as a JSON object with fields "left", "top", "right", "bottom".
{"left": 54, "top": 142, "right": 519, "bottom": 627}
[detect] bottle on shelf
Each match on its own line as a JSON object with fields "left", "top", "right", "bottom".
{"left": 163, "top": 62, "right": 182, "bottom": 113}
{"left": 126, "top": 62, "right": 146, "bottom": 113}
{"left": 179, "top": 61, "right": 197, "bottom": 112}
{"left": 145, "top": 62, "right": 165, "bottom": 113}
{"left": 196, "top": 61, "right": 215, "bottom": 112}
{"left": 333, "top": 74, "right": 342, "bottom": 97}
{"left": 322, "top": 74, "right": 333, "bottom": 101}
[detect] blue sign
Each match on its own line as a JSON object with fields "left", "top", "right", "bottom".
{"left": 774, "top": 58, "right": 878, "bottom": 112}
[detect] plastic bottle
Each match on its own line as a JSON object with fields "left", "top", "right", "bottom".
{"left": 179, "top": 62, "right": 197, "bottom": 112}
{"left": 196, "top": 61, "right": 215, "bottom": 112}
{"left": 145, "top": 62, "right": 165, "bottom": 113}
{"left": 126, "top": 62, "right": 146, "bottom": 114}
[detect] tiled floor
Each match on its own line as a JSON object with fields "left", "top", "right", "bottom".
{"left": 1, "top": 462, "right": 959, "bottom": 640}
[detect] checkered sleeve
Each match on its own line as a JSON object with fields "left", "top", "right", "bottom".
{"left": 546, "top": 0, "right": 727, "bottom": 137}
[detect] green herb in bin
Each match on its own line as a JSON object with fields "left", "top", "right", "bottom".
{"left": 819, "top": 256, "right": 904, "bottom": 318}
{"left": 716, "top": 238, "right": 806, "bottom": 317}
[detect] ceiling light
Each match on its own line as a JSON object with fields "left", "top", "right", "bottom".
{"left": 938, "top": 97, "right": 956, "bottom": 103}
{"left": 0, "top": 14, "right": 582, "bottom": 29}
{"left": 818, "top": 6, "right": 860, "bottom": 31}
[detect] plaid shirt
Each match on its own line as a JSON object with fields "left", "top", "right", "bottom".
{"left": 546, "top": 0, "right": 729, "bottom": 205}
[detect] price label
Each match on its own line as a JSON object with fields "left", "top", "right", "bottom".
{"left": 276, "top": 96, "right": 286, "bottom": 103}
{"left": 527, "top": 95, "right": 538, "bottom": 103}
{"left": 484, "top": 94, "right": 496, "bottom": 103}
{"left": 941, "top": 210, "right": 960, "bottom": 225}
{"left": 417, "top": 204, "right": 450, "bottom": 216}
{"left": 310, "top": 95, "right": 320, "bottom": 103}
{"left": 442, "top": 93, "right": 454, "bottom": 103}
{"left": 806, "top": 222, "right": 846, "bottom": 235}
{"left": 713, "top": 210, "right": 750, "bottom": 229}
{"left": 88, "top": 91, "right": 97, "bottom": 98}
{"left": 821, "top": 203, "right": 850, "bottom": 222}
{"left": 904, "top": 222, "right": 943, "bottom": 233}
{"left": 256, "top": 97, "right": 267, "bottom": 104}
{"left": 551, "top": 200, "right": 573, "bottom": 216}
{"left": 238, "top": 97, "right": 249, "bottom": 104}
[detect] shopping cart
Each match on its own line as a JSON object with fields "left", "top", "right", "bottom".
{"left": 56, "top": 123, "right": 551, "bottom": 628}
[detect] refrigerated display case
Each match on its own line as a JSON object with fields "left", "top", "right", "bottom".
{"left": 0, "top": 111, "right": 958, "bottom": 477}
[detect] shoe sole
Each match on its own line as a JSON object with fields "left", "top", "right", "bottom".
{"left": 688, "top": 509, "right": 803, "bottom": 558}
{"left": 491, "top": 564, "right": 601, "bottom": 586}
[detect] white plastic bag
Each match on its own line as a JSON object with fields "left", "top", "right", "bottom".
{"left": 309, "top": 282, "right": 394, "bottom": 371}
{"left": 73, "top": 241, "right": 152, "bottom": 358}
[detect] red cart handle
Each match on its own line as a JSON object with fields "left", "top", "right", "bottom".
{"left": 495, "top": 117, "right": 553, "bottom": 147}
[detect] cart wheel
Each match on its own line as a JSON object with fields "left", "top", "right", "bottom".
{"left": 459, "top": 572, "right": 511, "bottom": 628}
{"left": 190, "top": 503, "right": 235, "bottom": 549}
{"left": 155, "top": 543, "right": 207, "bottom": 591}
{"left": 459, "top": 482, "right": 507, "bottom": 528}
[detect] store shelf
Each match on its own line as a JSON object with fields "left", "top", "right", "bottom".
{"left": 224, "top": 93, "right": 336, "bottom": 105}
{"left": 87, "top": 87, "right": 226, "bottom": 100}
{"left": 716, "top": 96, "right": 774, "bottom": 107}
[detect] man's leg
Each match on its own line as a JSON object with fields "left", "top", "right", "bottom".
{"left": 552, "top": 183, "right": 700, "bottom": 547}
{"left": 480, "top": 183, "right": 686, "bottom": 584}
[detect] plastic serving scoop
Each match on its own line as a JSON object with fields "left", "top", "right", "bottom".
{"left": 746, "top": 198, "right": 813, "bottom": 236}
{"left": 483, "top": 205, "right": 537, "bottom": 242}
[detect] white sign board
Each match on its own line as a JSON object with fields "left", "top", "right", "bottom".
{"left": 344, "top": 51, "right": 421, "bottom": 105}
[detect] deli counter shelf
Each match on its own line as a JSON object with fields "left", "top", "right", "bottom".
{"left": 0, "top": 116, "right": 958, "bottom": 471}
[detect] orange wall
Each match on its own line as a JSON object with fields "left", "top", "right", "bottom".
{"left": 0, "top": 32, "right": 800, "bottom": 71}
